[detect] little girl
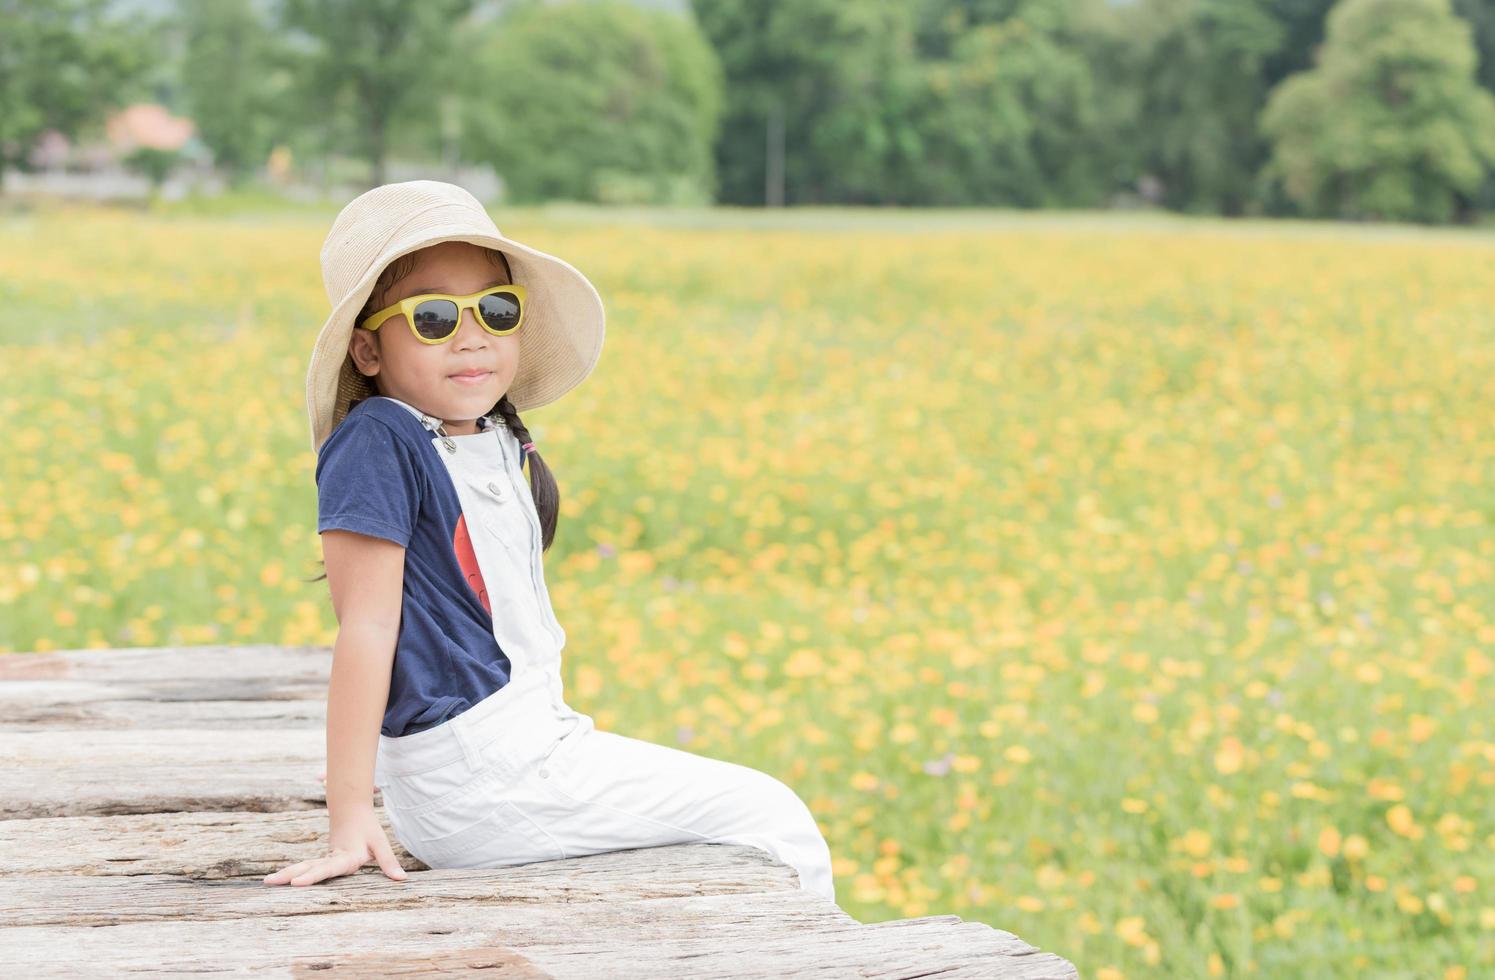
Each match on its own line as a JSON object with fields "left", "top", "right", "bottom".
{"left": 263, "top": 180, "right": 835, "bottom": 901}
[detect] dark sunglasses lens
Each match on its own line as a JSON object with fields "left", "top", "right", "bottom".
{"left": 478, "top": 290, "right": 521, "bottom": 332}
{"left": 411, "top": 300, "right": 460, "bottom": 340}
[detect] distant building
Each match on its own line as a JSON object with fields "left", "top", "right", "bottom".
{"left": 105, "top": 103, "right": 195, "bottom": 155}
{"left": 3, "top": 102, "right": 217, "bottom": 201}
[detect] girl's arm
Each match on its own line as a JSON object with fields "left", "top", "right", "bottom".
{"left": 322, "top": 528, "right": 403, "bottom": 814}
{"left": 263, "top": 528, "right": 408, "bottom": 885}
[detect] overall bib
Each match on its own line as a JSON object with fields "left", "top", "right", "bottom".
{"left": 370, "top": 403, "right": 836, "bottom": 901}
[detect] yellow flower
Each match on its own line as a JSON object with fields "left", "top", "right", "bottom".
{"left": 1180, "top": 828, "right": 1213, "bottom": 858}
{"left": 1214, "top": 736, "right": 1245, "bottom": 775}
{"left": 1408, "top": 714, "right": 1436, "bottom": 742}
{"left": 1114, "top": 915, "right": 1148, "bottom": 947}
{"left": 782, "top": 647, "right": 824, "bottom": 678}
{"left": 1395, "top": 890, "right": 1425, "bottom": 916}
{"left": 1386, "top": 804, "right": 1419, "bottom": 838}
{"left": 617, "top": 550, "right": 655, "bottom": 575}
{"left": 951, "top": 753, "right": 981, "bottom": 773}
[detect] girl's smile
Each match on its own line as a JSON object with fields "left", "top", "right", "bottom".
{"left": 449, "top": 369, "right": 493, "bottom": 385}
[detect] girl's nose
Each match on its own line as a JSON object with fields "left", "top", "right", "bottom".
{"left": 453, "top": 307, "right": 488, "bottom": 347}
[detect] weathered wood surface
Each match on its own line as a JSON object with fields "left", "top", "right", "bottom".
{"left": 0, "top": 644, "right": 1079, "bottom": 979}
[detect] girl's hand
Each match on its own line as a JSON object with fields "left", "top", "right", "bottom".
{"left": 262, "top": 805, "right": 409, "bottom": 886}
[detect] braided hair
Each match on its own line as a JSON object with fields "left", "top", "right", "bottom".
{"left": 489, "top": 394, "right": 560, "bottom": 552}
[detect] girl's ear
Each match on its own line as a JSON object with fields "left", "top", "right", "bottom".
{"left": 348, "top": 329, "right": 380, "bottom": 376}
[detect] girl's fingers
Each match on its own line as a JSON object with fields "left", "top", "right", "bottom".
{"left": 289, "top": 865, "right": 329, "bottom": 886}
{"left": 374, "top": 840, "right": 409, "bottom": 881}
{"left": 263, "top": 861, "right": 314, "bottom": 884}
{"left": 289, "top": 855, "right": 353, "bottom": 886}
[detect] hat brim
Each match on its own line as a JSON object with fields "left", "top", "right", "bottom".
{"left": 305, "top": 224, "right": 604, "bottom": 454}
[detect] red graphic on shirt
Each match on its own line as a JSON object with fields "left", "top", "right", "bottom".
{"left": 453, "top": 515, "right": 490, "bottom": 615}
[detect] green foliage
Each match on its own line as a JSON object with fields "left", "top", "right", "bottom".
{"left": 1452, "top": 0, "right": 1495, "bottom": 93}
{"left": 690, "top": 0, "right": 918, "bottom": 205}
{"left": 1096, "top": 0, "right": 1283, "bottom": 214}
{"left": 180, "top": 0, "right": 300, "bottom": 186}
{"left": 1261, "top": 0, "right": 1495, "bottom": 222}
{"left": 456, "top": 0, "right": 722, "bottom": 206}
{"left": 910, "top": 17, "right": 1101, "bottom": 206}
{"left": 122, "top": 145, "right": 182, "bottom": 190}
{"left": 692, "top": 0, "right": 1109, "bottom": 207}
{"left": 277, "top": 0, "right": 477, "bottom": 185}
{"left": 0, "top": 0, "right": 158, "bottom": 180}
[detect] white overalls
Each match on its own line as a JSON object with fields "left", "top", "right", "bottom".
{"left": 369, "top": 397, "right": 836, "bottom": 901}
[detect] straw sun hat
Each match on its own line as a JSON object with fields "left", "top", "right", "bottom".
{"left": 304, "top": 179, "right": 605, "bottom": 453}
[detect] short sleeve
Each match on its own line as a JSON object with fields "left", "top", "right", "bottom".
{"left": 315, "top": 415, "right": 422, "bottom": 547}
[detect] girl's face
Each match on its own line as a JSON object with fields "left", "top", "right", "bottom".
{"left": 348, "top": 240, "right": 518, "bottom": 436}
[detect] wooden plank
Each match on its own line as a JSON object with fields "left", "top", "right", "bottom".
{"left": 0, "top": 695, "right": 327, "bottom": 730}
{"left": 0, "top": 647, "right": 328, "bottom": 726}
{"left": 0, "top": 844, "right": 803, "bottom": 926}
{"left": 0, "top": 888, "right": 1078, "bottom": 979}
{"left": 0, "top": 645, "right": 330, "bottom": 683}
{"left": 0, "top": 728, "right": 328, "bottom": 818}
{"left": 0, "top": 808, "right": 413, "bottom": 879}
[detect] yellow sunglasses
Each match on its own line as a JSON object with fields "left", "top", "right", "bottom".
{"left": 358, "top": 284, "right": 527, "bottom": 344}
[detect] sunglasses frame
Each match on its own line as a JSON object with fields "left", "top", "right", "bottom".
{"left": 357, "top": 284, "right": 528, "bottom": 345}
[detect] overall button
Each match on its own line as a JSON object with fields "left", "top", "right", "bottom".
{"left": 486, "top": 480, "right": 507, "bottom": 501}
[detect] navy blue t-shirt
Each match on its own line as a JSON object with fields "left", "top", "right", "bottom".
{"left": 315, "top": 395, "right": 512, "bottom": 737}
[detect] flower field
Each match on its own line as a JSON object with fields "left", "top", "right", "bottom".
{"left": 1, "top": 201, "right": 1491, "bottom": 977}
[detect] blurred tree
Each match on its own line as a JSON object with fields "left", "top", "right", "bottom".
{"left": 691, "top": 0, "right": 1120, "bottom": 207}
{"left": 902, "top": 1, "right": 1106, "bottom": 206}
{"left": 1109, "top": 0, "right": 1285, "bottom": 214}
{"left": 1261, "top": 0, "right": 1495, "bottom": 222}
{"left": 690, "top": 0, "right": 918, "bottom": 205}
{"left": 1452, "top": 0, "right": 1495, "bottom": 93}
{"left": 122, "top": 145, "right": 182, "bottom": 195}
{"left": 460, "top": 0, "right": 722, "bottom": 204}
{"left": 1451, "top": 0, "right": 1495, "bottom": 210}
{"left": 277, "top": 0, "right": 476, "bottom": 186}
{"left": 180, "top": 0, "right": 297, "bottom": 187}
{"left": 1260, "top": 0, "right": 1340, "bottom": 87}
{"left": 0, "top": 0, "right": 156, "bottom": 182}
